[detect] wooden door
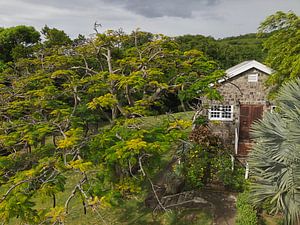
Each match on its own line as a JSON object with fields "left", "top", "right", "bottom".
{"left": 238, "top": 105, "right": 263, "bottom": 156}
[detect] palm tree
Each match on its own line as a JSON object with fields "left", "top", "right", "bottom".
{"left": 248, "top": 79, "right": 300, "bottom": 225}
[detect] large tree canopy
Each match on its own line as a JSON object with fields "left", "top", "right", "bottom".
{"left": 41, "top": 25, "right": 72, "bottom": 47}
{"left": 258, "top": 11, "right": 300, "bottom": 94}
{"left": 175, "top": 33, "right": 266, "bottom": 69}
{"left": 0, "top": 28, "right": 223, "bottom": 223}
{"left": 0, "top": 25, "right": 40, "bottom": 62}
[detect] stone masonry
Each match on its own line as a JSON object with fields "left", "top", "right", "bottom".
{"left": 203, "top": 68, "right": 273, "bottom": 153}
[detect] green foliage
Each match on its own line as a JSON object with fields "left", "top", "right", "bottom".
{"left": 183, "top": 124, "right": 246, "bottom": 191}
{"left": 184, "top": 144, "right": 246, "bottom": 191}
{"left": 193, "top": 115, "right": 208, "bottom": 126}
{"left": 236, "top": 190, "right": 258, "bottom": 225}
{"left": 0, "top": 25, "right": 40, "bottom": 62}
{"left": 87, "top": 117, "right": 191, "bottom": 199}
{"left": 0, "top": 24, "right": 262, "bottom": 223}
{"left": 161, "top": 209, "right": 212, "bottom": 225}
{"left": 87, "top": 93, "right": 118, "bottom": 109}
{"left": 258, "top": 11, "right": 300, "bottom": 94}
{"left": 217, "top": 157, "right": 246, "bottom": 192}
{"left": 248, "top": 78, "right": 300, "bottom": 225}
{"left": 175, "top": 33, "right": 266, "bottom": 69}
{"left": 41, "top": 25, "right": 72, "bottom": 47}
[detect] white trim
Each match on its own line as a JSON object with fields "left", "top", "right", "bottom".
{"left": 216, "top": 60, "right": 274, "bottom": 84}
{"left": 245, "top": 162, "right": 249, "bottom": 179}
{"left": 248, "top": 73, "right": 258, "bottom": 82}
{"left": 231, "top": 154, "right": 234, "bottom": 171}
{"left": 234, "top": 127, "right": 239, "bottom": 155}
{"left": 208, "top": 105, "right": 233, "bottom": 121}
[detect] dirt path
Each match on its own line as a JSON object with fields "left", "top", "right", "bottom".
{"left": 155, "top": 189, "right": 237, "bottom": 224}
{"left": 212, "top": 192, "right": 237, "bottom": 225}
{"left": 145, "top": 157, "right": 237, "bottom": 224}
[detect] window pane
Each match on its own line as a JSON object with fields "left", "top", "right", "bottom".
{"left": 209, "top": 105, "right": 232, "bottom": 120}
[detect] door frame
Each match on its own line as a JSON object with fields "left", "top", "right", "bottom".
{"left": 237, "top": 104, "right": 264, "bottom": 156}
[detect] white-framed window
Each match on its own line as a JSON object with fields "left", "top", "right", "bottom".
{"left": 208, "top": 105, "right": 233, "bottom": 121}
{"left": 248, "top": 73, "right": 258, "bottom": 82}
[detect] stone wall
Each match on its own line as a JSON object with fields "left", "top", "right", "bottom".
{"left": 203, "top": 68, "right": 273, "bottom": 153}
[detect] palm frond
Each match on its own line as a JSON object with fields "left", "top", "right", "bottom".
{"left": 249, "top": 78, "right": 300, "bottom": 225}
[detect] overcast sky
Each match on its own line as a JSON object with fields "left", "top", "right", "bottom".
{"left": 0, "top": 0, "right": 300, "bottom": 39}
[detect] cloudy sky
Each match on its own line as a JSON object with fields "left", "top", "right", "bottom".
{"left": 0, "top": 0, "right": 300, "bottom": 38}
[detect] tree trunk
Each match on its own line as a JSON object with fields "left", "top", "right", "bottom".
{"left": 52, "top": 135, "right": 57, "bottom": 147}
{"left": 107, "top": 48, "right": 120, "bottom": 120}
{"left": 125, "top": 85, "right": 134, "bottom": 106}
{"left": 41, "top": 136, "right": 46, "bottom": 147}
{"left": 82, "top": 200, "right": 87, "bottom": 215}
{"left": 180, "top": 99, "right": 186, "bottom": 112}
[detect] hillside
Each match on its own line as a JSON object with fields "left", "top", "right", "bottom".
{"left": 175, "top": 33, "right": 268, "bottom": 69}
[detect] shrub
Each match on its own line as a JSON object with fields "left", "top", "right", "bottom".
{"left": 217, "top": 156, "right": 247, "bottom": 192}
{"left": 236, "top": 191, "right": 258, "bottom": 225}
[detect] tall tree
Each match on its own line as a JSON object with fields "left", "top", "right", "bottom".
{"left": 41, "top": 25, "right": 72, "bottom": 47}
{"left": 258, "top": 11, "right": 300, "bottom": 94}
{"left": 0, "top": 25, "right": 40, "bottom": 62}
{"left": 0, "top": 28, "right": 223, "bottom": 223}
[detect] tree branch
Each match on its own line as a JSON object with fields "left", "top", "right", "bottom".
{"left": 138, "top": 154, "right": 167, "bottom": 211}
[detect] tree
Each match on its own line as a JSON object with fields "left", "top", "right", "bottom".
{"left": 0, "top": 25, "right": 40, "bottom": 62}
{"left": 248, "top": 78, "right": 300, "bottom": 225}
{"left": 258, "top": 11, "right": 300, "bottom": 94}
{"left": 0, "top": 30, "right": 93, "bottom": 223}
{"left": 175, "top": 33, "right": 266, "bottom": 69}
{"left": 0, "top": 27, "right": 223, "bottom": 223}
{"left": 41, "top": 25, "right": 72, "bottom": 47}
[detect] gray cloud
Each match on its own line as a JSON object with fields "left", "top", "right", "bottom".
{"left": 0, "top": 0, "right": 299, "bottom": 39}
{"left": 102, "top": 0, "right": 221, "bottom": 18}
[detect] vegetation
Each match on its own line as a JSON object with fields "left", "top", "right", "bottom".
{"left": 236, "top": 190, "right": 258, "bottom": 225}
{"left": 183, "top": 123, "right": 246, "bottom": 191}
{"left": 0, "top": 10, "right": 299, "bottom": 224}
{"left": 175, "top": 32, "right": 267, "bottom": 69}
{"left": 0, "top": 24, "right": 224, "bottom": 224}
{"left": 258, "top": 11, "right": 300, "bottom": 95}
{"left": 248, "top": 79, "right": 300, "bottom": 225}
{"left": 0, "top": 25, "right": 40, "bottom": 62}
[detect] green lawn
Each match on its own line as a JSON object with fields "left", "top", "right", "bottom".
{"left": 8, "top": 170, "right": 212, "bottom": 225}
{"left": 6, "top": 111, "right": 214, "bottom": 225}
{"left": 141, "top": 111, "right": 194, "bottom": 128}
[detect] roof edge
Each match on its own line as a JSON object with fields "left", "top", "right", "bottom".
{"left": 224, "top": 60, "right": 274, "bottom": 82}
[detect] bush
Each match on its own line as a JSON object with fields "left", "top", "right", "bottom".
{"left": 183, "top": 144, "right": 246, "bottom": 191}
{"left": 236, "top": 191, "right": 258, "bottom": 225}
{"left": 184, "top": 125, "right": 247, "bottom": 191}
{"left": 217, "top": 156, "right": 247, "bottom": 191}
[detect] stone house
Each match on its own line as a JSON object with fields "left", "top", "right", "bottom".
{"left": 203, "top": 60, "right": 274, "bottom": 158}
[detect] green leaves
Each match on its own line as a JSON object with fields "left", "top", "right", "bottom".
{"left": 87, "top": 93, "right": 118, "bottom": 110}
{"left": 67, "top": 160, "right": 92, "bottom": 172}
{"left": 0, "top": 26, "right": 224, "bottom": 223}
{"left": 258, "top": 11, "right": 300, "bottom": 93}
{"left": 0, "top": 25, "right": 40, "bottom": 62}
{"left": 57, "top": 128, "right": 83, "bottom": 149}
{"left": 87, "top": 116, "right": 191, "bottom": 199}
{"left": 236, "top": 191, "right": 258, "bottom": 225}
{"left": 249, "top": 78, "right": 300, "bottom": 225}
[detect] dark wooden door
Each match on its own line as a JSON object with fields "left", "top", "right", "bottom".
{"left": 238, "top": 105, "right": 263, "bottom": 156}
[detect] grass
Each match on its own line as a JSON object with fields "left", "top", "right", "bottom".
{"left": 5, "top": 111, "right": 213, "bottom": 225}
{"left": 8, "top": 170, "right": 212, "bottom": 224}
{"left": 141, "top": 111, "right": 194, "bottom": 127}
{"left": 262, "top": 213, "right": 283, "bottom": 225}
{"left": 3, "top": 110, "right": 284, "bottom": 224}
